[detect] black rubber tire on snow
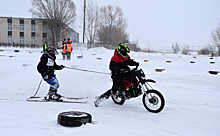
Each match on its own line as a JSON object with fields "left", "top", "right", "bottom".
{"left": 209, "top": 71, "right": 219, "bottom": 75}
{"left": 111, "top": 90, "right": 126, "bottom": 105}
{"left": 142, "top": 89, "right": 165, "bottom": 113}
{"left": 58, "top": 111, "right": 92, "bottom": 127}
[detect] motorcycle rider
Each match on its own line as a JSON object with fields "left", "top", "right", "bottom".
{"left": 37, "top": 46, "right": 65, "bottom": 102}
{"left": 94, "top": 43, "right": 139, "bottom": 107}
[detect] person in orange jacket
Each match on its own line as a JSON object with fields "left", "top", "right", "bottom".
{"left": 66, "top": 38, "right": 72, "bottom": 60}
{"left": 61, "top": 38, "right": 66, "bottom": 60}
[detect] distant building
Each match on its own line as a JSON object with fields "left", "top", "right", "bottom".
{"left": 0, "top": 16, "right": 79, "bottom": 48}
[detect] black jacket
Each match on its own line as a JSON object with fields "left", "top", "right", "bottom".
{"left": 37, "top": 54, "right": 62, "bottom": 80}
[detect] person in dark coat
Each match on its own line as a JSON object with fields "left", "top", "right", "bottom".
{"left": 37, "top": 46, "right": 65, "bottom": 101}
{"left": 61, "top": 38, "right": 67, "bottom": 60}
{"left": 94, "top": 43, "right": 139, "bottom": 106}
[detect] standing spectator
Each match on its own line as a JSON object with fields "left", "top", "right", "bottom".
{"left": 61, "top": 38, "right": 67, "bottom": 60}
{"left": 66, "top": 38, "right": 72, "bottom": 60}
{"left": 42, "top": 41, "right": 48, "bottom": 53}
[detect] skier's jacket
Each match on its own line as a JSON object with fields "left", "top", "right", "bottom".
{"left": 109, "top": 49, "right": 137, "bottom": 78}
{"left": 61, "top": 40, "right": 66, "bottom": 53}
{"left": 66, "top": 40, "right": 72, "bottom": 52}
{"left": 37, "top": 53, "right": 63, "bottom": 80}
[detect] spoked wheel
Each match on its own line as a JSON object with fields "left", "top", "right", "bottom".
{"left": 111, "top": 89, "right": 126, "bottom": 105}
{"left": 142, "top": 89, "right": 165, "bottom": 113}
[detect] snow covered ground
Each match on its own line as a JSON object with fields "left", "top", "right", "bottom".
{"left": 0, "top": 46, "right": 220, "bottom": 136}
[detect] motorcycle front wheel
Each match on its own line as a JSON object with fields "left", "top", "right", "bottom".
{"left": 142, "top": 89, "right": 165, "bottom": 113}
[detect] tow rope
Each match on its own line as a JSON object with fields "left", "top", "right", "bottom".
{"left": 65, "top": 67, "right": 111, "bottom": 75}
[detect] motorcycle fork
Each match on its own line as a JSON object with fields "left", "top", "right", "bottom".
{"left": 137, "top": 78, "right": 152, "bottom": 100}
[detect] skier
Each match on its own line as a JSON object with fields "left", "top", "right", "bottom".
{"left": 37, "top": 46, "right": 65, "bottom": 101}
{"left": 94, "top": 43, "right": 139, "bottom": 107}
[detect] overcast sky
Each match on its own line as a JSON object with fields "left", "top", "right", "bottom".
{"left": 0, "top": 0, "right": 220, "bottom": 50}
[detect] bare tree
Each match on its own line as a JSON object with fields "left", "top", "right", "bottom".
{"left": 130, "top": 36, "right": 140, "bottom": 51}
{"left": 209, "top": 44, "right": 217, "bottom": 57}
{"left": 172, "top": 42, "right": 180, "bottom": 53}
{"left": 29, "top": 0, "right": 76, "bottom": 48}
{"left": 98, "top": 5, "right": 129, "bottom": 46}
{"left": 181, "top": 45, "right": 190, "bottom": 55}
{"left": 210, "top": 23, "right": 220, "bottom": 56}
{"left": 145, "top": 40, "right": 153, "bottom": 52}
{"left": 85, "top": 0, "right": 101, "bottom": 45}
{"left": 198, "top": 47, "right": 210, "bottom": 55}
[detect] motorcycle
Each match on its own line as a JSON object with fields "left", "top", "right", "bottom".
{"left": 111, "top": 66, "right": 165, "bottom": 113}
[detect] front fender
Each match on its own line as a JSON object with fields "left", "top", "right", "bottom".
{"left": 141, "top": 79, "right": 156, "bottom": 84}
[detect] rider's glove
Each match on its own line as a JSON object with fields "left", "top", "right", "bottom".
{"left": 135, "top": 62, "right": 139, "bottom": 67}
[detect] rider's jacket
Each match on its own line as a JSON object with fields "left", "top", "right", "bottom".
{"left": 109, "top": 49, "right": 137, "bottom": 77}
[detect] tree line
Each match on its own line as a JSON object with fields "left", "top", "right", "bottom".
{"left": 29, "top": 0, "right": 220, "bottom": 55}
{"left": 29, "top": 0, "right": 134, "bottom": 50}
{"left": 171, "top": 22, "right": 220, "bottom": 56}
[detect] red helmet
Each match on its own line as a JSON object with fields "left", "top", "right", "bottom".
{"left": 46, "top": 46, "right": 58, "bottom": 55}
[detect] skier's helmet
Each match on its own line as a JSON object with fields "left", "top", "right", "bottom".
{"left": 116, "top": 43, "right": 130, "bottom": 58}
{"left": 46, "top": 46, "right": 58, "bottom": 55}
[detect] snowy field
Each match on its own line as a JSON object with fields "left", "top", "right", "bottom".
{"left": 0, "top": 46, "right": 220, "bottom": 136}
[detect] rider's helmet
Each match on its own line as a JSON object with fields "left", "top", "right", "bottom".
{"left": 45, "top": 46, "right": 58, "bottom": 59}
{"left": 116, "top": 43, "right": 130, "bottom": 58}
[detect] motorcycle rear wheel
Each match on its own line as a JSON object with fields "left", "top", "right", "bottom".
{"left": 142, "top": 89, "right": 165, "bottom": 113}
{"left": 111, "top": 90, "right": 126, "bottom": 105}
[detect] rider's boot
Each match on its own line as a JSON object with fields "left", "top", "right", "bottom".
{"left": 94, "top": 90, "right": 111, "bottom": 107}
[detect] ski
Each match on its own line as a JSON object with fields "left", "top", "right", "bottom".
{"left": 27, "top": 99, "right": 87, "bottom": 104}
{"left": 28, "top": 96, "right": 88, "bottom": 100}
{"left": 62, "top": 96, "right": 88, "bottom": 100}
{"left": 27, "top": 96, "right": 88, "bottom": 104}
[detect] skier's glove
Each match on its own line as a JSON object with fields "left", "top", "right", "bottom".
{"left": 57, "top": 65, "right": 65, "bottom": 70}
{"left": 43, "top": 75, "right": 48, "bottom": 80}
{"left": 60, "top": 65, "right": 65, "bottom": 69}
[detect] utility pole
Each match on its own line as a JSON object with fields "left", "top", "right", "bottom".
{"left": 83, "top": 0, "right": 86, "bottom": 43}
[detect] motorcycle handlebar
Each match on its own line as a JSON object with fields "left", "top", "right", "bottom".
{"left": 131, "top": 65, "right": 138, "bottom": 71}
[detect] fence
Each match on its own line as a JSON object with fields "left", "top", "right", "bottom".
{"left": 0, "top": 42, "right": 41, "bottom": 48}
{"left": 0, "top": 42, "right": 138, "bottom": 52}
